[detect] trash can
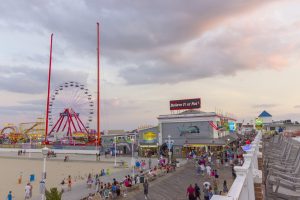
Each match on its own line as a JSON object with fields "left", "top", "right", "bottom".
{"left": 30, "top": 174, "right": 35, "bottom": 182}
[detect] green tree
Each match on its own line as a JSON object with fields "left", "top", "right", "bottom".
{"left": 45, "top": 188, "right": 63, "bottom": 200}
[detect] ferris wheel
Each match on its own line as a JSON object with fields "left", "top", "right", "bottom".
{"left": 48, "top": 81, "right": 94, "bottom": 134}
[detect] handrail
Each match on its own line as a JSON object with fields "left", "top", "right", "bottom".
{"left": 211, "top": 131, "right": 262, "bottom": 200}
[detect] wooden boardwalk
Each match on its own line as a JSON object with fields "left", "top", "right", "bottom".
{"left": 127, "top": 161, "right": 234, "bottom": 200}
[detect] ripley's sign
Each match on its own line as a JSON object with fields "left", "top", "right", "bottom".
{"left": 170, "top": 98, "right": 201, "bottom": 110}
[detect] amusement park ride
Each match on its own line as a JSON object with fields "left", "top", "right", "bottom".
{"left": 0, "top": 81, "right": 97, "bottom": 144}
{"left": 42, "top": 22, "right": 101, "bottom": 146}
{"left": 0, "top": 118, "right": 45, "bottom": 143}
{"left": 46, "top": 81, "right": 97, "bottom": 145}
{"left": 0, "top": 23, "right": 102, "bottom": 146}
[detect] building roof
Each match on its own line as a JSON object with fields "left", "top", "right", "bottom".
{"left": 103, "top": 130, "right": 125, "bottom": 135}
{"left": 178, "top": 110, "right": 206, "bottom": 115}
{"left": 258, "top": 110, "right": 272, "bottom": 118}
{"left": 158, "top": 110, "right": 217, "bottom": 120}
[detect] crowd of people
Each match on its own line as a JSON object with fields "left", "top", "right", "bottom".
{"left": 78, "top": 156, "right": 175, "bottom": 199}
{"left": 186, "top": 132, "right": 257, "bottom": 200}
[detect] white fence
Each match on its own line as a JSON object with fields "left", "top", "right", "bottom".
{"left": 211, "top": 131, "right": 262, "bottom": 200}
{"left": 0, "top": 148, "right": 98, "bottom": 155}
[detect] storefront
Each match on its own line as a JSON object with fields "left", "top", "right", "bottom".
{"left": 138, "top": 127, "right": 159, "bottom": 157}
{"left": 101, "top": 133, "right": 138, "bottom": 155}
{"left": 158, "top": 109, "right": 237, "bottom": 158}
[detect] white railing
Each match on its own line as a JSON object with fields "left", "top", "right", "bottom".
{"left": 211, "top": 131, "right": 262, "bottom": 200}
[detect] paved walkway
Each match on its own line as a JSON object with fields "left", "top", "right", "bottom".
{"left": 126, "top": 160, "right": 235, "bottom": 200}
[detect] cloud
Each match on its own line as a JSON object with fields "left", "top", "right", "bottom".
{"left": 0, "top": 0, "right": 277, "bottom": 85}
{"left": 253, "top": 104, "right": 278, "bottom": 108}
{"left": 0, "top": 103, "right": 43, "bottom": 115}
{"left": 120, "top": 4, "right": 300, "bottom": 84}
{"left": 0, "top": 65, "right": 89, "bottom": 94}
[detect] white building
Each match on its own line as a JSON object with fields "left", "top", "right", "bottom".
{"left": 157, "top": 110, "right": 237, "bottom": 157}
{"left": 258, "top": 110, "right": 272, "bottom": 124}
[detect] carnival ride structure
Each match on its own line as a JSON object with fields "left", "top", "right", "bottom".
{"left": 0, "top": 119, "right": 46, "bottom": 143}
{"left": 19, "top": 117, "right": 45, "bottom": 141}
{"left": 42, "top": 23, "right": 101, "bottom": 146}
{"left": 46, "top": 81, "right": 95, "bottom": 144}
{"left": 0, "top": 124, "right": 23, "bottom": 143}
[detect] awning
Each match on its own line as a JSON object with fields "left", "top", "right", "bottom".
{"left": 183, "top": 144, "right": 222, "bottom": 147}
{"left": 182, "top": 138, "right": 227, "bottom": 146}
{"left": 139, "top": 145, "right": 158, "bottom": 148}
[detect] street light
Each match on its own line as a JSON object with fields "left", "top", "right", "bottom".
{"left": 41, "top": 146, "right": 49, "bottom": 200}
{"left": 114, "top": 136, "right": 117, "bottom": 167}
{"left": 157, "top": 142, "right": 159, "bottom": 159}
{"left": 131, "top": 138, "right": 135, "bottom": 179}
{"left": 166, "top": 135, "right": 174, "bottom": 164}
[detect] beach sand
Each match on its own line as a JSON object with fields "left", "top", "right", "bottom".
{"left": 0, "top": 157, "right": 121, "bottom": 200}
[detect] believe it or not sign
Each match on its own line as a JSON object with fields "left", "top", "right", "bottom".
{"left": 170, "top": 98, "right": 201, "bottom": 110}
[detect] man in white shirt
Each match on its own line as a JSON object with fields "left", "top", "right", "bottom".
{"left": 206, "top": 165, "right": 211, "bottom": 176}
{"left": 25, "top": 183, "right": 31, "bottom": 199}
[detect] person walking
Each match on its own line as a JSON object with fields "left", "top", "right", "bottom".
{"left": 68, "top": 175, "right": 72, "bottom": 191}
{"left": 148, "top": 158, "right": 152, "bottom": 169}
{"left": 186, "top": 184, "right": 195, "bottom": 200}
{"left": 194, "top": 183, "right": 201, "bottom": 200}
{"left": 200, "top": 163, "right": 205, "bottom": 176}
{"left": 143, "top": 179, "right": 149, "bottom": 200}
{"left": 206, "top": 165, "right": 211, "bottom": 177}
{"left": 223, "top": 180, "right": 228, "bottom": 193}
{"left": 213, "top": 179, "right": 218, "bottom": 195}
{"left": 203, "top": 183, "right": 210, "bottom": 200}
{"left": 24, "top": 183, "right": 31, "bottom": 199}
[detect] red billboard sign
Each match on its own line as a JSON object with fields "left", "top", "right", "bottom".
{"left": 170, "top": 98, "right": 201, "bottom": 110}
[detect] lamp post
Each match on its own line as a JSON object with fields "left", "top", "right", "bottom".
{"left": 114, "top": 136, "right": 117, "bottom": 167}
{"left": 131, "top": 138, "right": 135, "bottom": 179}
{"left": 41, "top": 147, "right": 49, "bottom": 200}
{"left": 157, "top": 142, "right": 159, "bottom": 159}
{"left": 166, "top": 135, "right": 174, "bottom": 164}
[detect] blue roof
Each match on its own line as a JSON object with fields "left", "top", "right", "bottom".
{"left": 258, "top": 110, "right": 272, "bottom": 117}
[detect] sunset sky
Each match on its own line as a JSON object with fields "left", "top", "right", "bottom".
{"left": 1, "top": 0, "right": 300, "bottom": 130}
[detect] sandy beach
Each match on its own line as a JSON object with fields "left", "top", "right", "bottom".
{"left": 0, "top": 156, "right": 122, "bottom": 200}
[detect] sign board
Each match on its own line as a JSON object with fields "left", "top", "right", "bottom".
{"left": 170, "top": 98, "right": 201, "bottom": 110}
{"left": 142, "top": 132, "right": 158, "bottom": 144}
{"left": 228, "top": 122, "right": 236, "bottom": 132}
{"left": 255, "top": 118, "right": 263, "bottom": 130}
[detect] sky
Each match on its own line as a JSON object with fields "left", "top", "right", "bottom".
{"left": 1, "top": 0, "right": 300, "bottom": 130}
